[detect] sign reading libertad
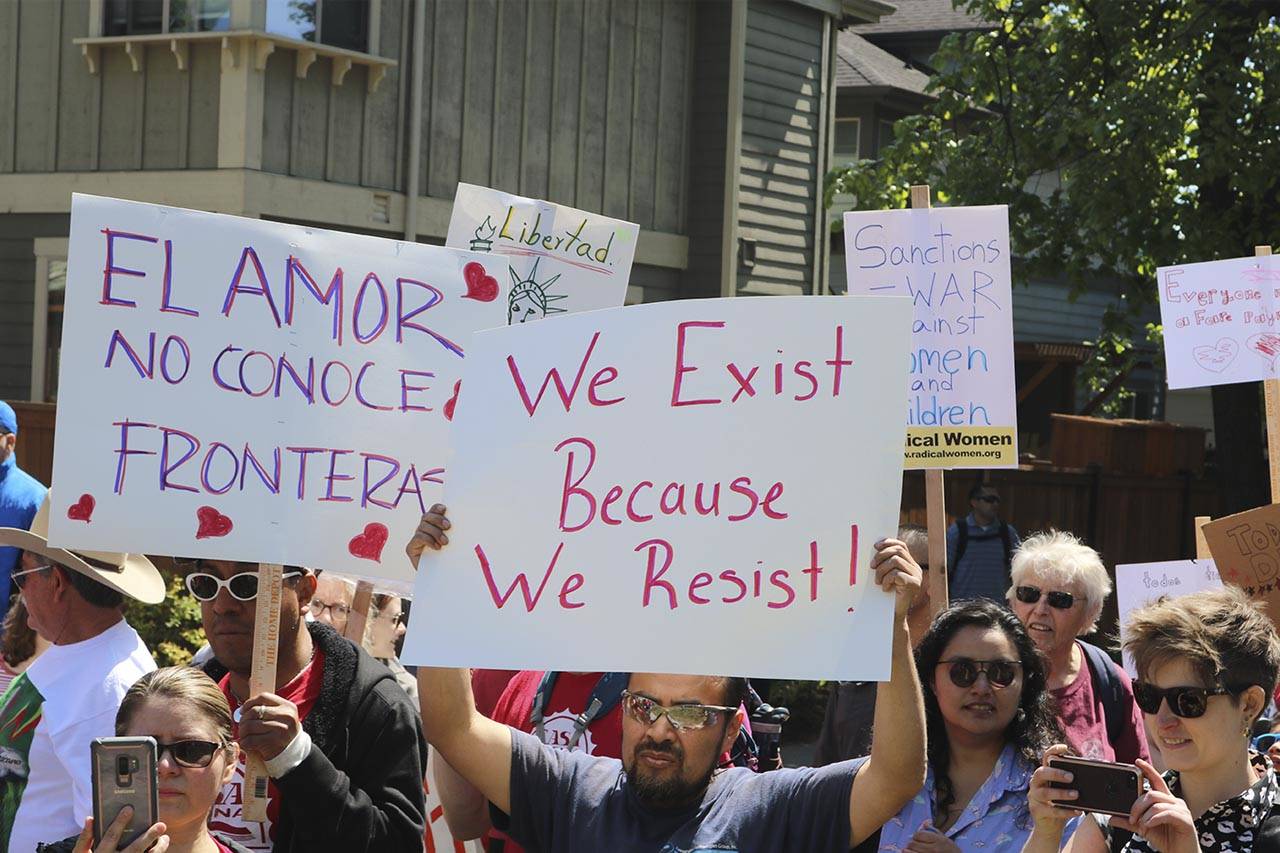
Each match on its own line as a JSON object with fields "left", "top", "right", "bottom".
{"left": 402, "top": 296, "right": 913, "bottom": 681}
{"left": 48, "top": 194, "right": 506, "bottom": 582}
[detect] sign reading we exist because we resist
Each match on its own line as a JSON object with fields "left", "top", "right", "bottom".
{"left": 48, "top": 194, "right": 507, "bottom": 582}
{"left": 844, "top": 205, "right": 1018, "bottom": 468}
{"left": 402, "top": 296, "right": 914, "bottom": 681}
{"left": 1158, "top": 254, "right": 1280, "bottom": 389}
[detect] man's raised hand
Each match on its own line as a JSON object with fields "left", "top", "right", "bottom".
{"left": 405, "top": 504, "right": 451, "bottom": 568}
{"left": 871, "top": 537, "right": 923, "bottom": 617}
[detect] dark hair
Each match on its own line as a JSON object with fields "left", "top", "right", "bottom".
{"left": 59, "top": 565, "right": 125, "bottom": 609}
{"left": 117, "top": 667, "right": 235, "bottom": 755}
{"left": 1, "top": 596, "right": 37, "bottom": 666}
{"left": 968, "top": 481, "right": 994, "bottom": 500}
{"left": 916, "top": 599, "right": 1060, "bottom": 818}
{"left": 719, "top": 677, "right": 749, "bottom": 709}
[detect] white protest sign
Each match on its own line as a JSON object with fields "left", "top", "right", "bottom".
{"left": 1114, "top": 559, "right": 1222, "bottom": 675}
{"left": 1157, "top": 255, "right": 1280, "bottom": 389}
{"left": 49, "top": 194, "right": 507, "bottom": 582}
{"left": 446, "top": 183, "right": 635, "bottom": 321}
{"left": 402, "top": 296, "right": 913, "bottom": 681}
{"left": 844, "top": 205, "right": 1017, "bottom": 468}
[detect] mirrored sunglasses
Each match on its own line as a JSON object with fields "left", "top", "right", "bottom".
{"left": 1133, "top": 681, "right": 1235, "bottom": 718}
{"left": 621, "top": 691, "right": 736, "bottom": 732}
{"left": 938, "top": 658, "right": 1022, "bottom": 689}
{"left": 1015, "top": 585, "right": 1075, "bottom": 609}
{"left": 185, "top": 570, "right": 302, "bottom": 602}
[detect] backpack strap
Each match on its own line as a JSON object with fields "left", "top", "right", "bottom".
{"left": 1080, "top": 642, "right": 1125, "bottom": 750}
{"left": 529, "top": 670, "right": 559, "bottom": 744}
{"left": 950, "top": 521, "right": 970, "bottom": 588}
{"left": 531, "top": 671, "right": 629, "bottom": 750}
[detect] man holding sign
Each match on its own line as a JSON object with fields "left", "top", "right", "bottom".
{"left": 412, "top": 506, "right": 927, "bottom": 852}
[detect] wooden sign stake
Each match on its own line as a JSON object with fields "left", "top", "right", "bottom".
{"left": 244, "top": 562, "right": 284, "bottom": 822}
{"left": 910, "top": 184, "right": 950, "bottom": 615}
{"left": 1194, "top": 516, "right": 1211, "bottom": 560}
{"left": 1258, "top": 245, "right": 1280, "bottom": 504}
{"left": 345, "top": 579, "right": 376, "bottom": 644}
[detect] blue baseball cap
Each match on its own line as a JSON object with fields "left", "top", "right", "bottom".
{"left": 0, "top": 401, "right": 16, "bottom": 435}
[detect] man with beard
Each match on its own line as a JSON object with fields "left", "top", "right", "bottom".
{"left": 183, "top": 559, "right": 427, "bottom": 852}
{"left": 412, "top": 505, "right": 927, "bottom": 852}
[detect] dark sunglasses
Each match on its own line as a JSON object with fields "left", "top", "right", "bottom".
{"left": 185, "top": 570, "right": 302, "bottom": 602}
{"left": 938, "top": 658, "right": 1022, "bottom": 689}
{"left": 1132, "top": 682, "right": 1237, "bottom": 718}
{"left": 1015, "top": 585, "right": 1075, "bottom": 609}
{"left": 156, "top": 739, "right": 221, "bottom": 768}
{"left": 621, "top": 691, "right": 736, "bottom": 732}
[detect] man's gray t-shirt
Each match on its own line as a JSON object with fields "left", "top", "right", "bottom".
{"left": 492, "top": 729, "right": 859, "bottom": 853}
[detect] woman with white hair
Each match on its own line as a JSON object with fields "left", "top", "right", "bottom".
{"left": 1007, "top": 531, "right": 1150, "bottom": 764}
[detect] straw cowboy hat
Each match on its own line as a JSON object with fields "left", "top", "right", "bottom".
{"left": 0, "top": 493, "right": 165, "bottom": 604}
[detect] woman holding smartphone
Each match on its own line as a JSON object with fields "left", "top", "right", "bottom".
{"left": 1023, "top": 586, "right": 1280, "bottom": 852}
{"left": 853, "top": 599, "right": 1062, "bottom": 851}
{"left": 49, "top": 667, "right": 251, "bottom": 853}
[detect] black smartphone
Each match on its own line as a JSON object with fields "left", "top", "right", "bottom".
{"left": 1048, "top": 755, "right": 1143, "bottom": 817}
{"left": 91, "top": 736, "right": 159, "bottom": 847}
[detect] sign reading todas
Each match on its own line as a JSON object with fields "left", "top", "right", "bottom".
{"left": 48, "top": 194, "right": 507, "bottom": 582}
{"left": 446, "top": 183, "right": 636, "bottom": 322}
{"left": 401, "top": 296, "right": 914, "bottom": 681}
{"left": 1114, "top": 559, "right": 1222, "bottom": 675}
{"left": 1157, "top": 254, "right": 1280, "bottom": 389}
{"left": 843, "top": 205, "right": 1018, "bottom": 468}
{"left": 1204, "top": 503, "right": 1280, "bottom": 629}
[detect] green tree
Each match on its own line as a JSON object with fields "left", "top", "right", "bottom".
{"left": 829, "top": 1, "right": 1279, "bottom": 513}
{"left": 125, "top": 566, "right": 206, "bottom": 667}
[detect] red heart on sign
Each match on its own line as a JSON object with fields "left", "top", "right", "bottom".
{"left": 462, "top": 262, "right": 499, "bottom": 302}
{"left": 195, "top": 506, "right": 233, "bottom": 540}
{"left": 443, "top": 379, "right": 462, "bottom": 421}
{"left": 348, "top": 523, "right": 389, "bottom": 562}
{"left": 67, "top": 494, "right": 95, "bottom": 523}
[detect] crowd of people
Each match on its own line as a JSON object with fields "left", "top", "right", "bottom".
{"left": 3, "top": 398, "right": 1280, "bottom": 853}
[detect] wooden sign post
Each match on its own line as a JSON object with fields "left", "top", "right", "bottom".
{"left": 345, "top": 579, "right": 376, "bottom": 645}
{"left": 1259, "top": 244, "right": 1280, "bottom": 505}
{"left": 909, "top": 184, "right": 951, "bottom": 615}
{"left": 243, "top": 563, "right": 284, "bottom": 822}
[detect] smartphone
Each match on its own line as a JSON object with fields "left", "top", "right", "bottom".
{"left": 91, "top": 736, "right": 158, "bottom": 847}
{"left": 1048, "top": 755, "right": 1143, "bottom": 817}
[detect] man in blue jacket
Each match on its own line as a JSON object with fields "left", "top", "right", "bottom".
{"left": 0, "top": 401, "right": 47, "bottom": 617}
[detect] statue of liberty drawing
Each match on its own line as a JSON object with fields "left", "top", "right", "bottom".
{"left": 508, "top": 257, "right": 568, "bottom": 324}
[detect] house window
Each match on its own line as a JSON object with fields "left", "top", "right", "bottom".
{"left": 104, "top": 0, "right": 231, "bottom": 34}
{"left": 265, "top": 0, "right": 370, "bottom": 52}
{"left": 103, "top": 0, "right": 370, "bottom": 51}
{"left": 833, "top": 118, "right": 861, "bottom": 166}
{"left": 31, "top": 240, "right": 68, "bottom": 403}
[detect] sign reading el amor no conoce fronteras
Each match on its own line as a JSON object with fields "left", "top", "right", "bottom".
{"left": 1157, "top": 254, "right": 1280, "bottom": 389}
{"left": 446, "top": 182, "right": 636, "bottom": 323}
{"left": 48, "top": 194, "right": 507, "bottom": 582}
{"left": 843, "top": 205, "right": 1017, "bottom": 468}
{"left": 402, "top": 296, "right": 913, "bottom": 681}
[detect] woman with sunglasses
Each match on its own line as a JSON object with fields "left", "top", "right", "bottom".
{"left": 53, "top": 667, "right": 252, "bottom": 853}
{"left": 854, "top": 599, "right": 1060, "bottom": 851}
{"left": 1023, "top": 586, "right": 1280, "bottom": 852}
{"left": 1008, "top": 531, "right": 1150, "bottom": 766}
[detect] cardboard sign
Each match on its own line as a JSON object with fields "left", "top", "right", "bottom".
{"left": 401, "top": 296, "right": 913, "bottom": 681}
{"left": 446, "top": 183, "right": 635, "bottom": 322}
{"left": 1204, "top": 503, "right": 1280, "bottom": 624}
{"left": 48, "top": 194, "right": 507, "bottom": 581}
{"left": 843, "top": 205, "right": 1018, "bottom": 468}
{"left": 1114, "top": 559, "right": 1222, "bottom": 675}
{"left": 1157, "top": 254, "right": 1280, "bottom": 389}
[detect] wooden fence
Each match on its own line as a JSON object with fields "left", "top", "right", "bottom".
{"left": 10, "top": 401, "right": 54, "bottom": 486}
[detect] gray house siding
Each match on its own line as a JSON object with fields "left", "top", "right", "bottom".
{"left": 736, "top": 0, "right": 825, "bottom": 297}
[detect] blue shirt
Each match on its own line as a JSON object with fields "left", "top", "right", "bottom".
{"left": 862, "top": 744, "right": 1075, "bottom": 851}
{"left": 947, "top": 513, "right": 1021, "bottom": 602}
{"left": 0, "top": 453, "right": 47, "bottom": 613}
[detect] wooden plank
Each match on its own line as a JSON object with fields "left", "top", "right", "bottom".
{"left": 744, "top": 63, "right": 818, "bottom": 98}
{"left": 1194, "top": 515, "right": 1211, "bottom": 560}
{"left": 741, "top": 97, "right": 819, "bottom": 130}
{"left": 653, "top": 0, "right": 688, "bottom": 233}
{"left": 97, "top": 47, "right": 145, "bottom": 171}
{"left": 344, "top": 579, "right": 375, "bottom": 643}
{"left": 261, "top": 47, "right": 293, "bottom": 175}
{"left": 0, "top": 0, "right": 19, "bottom": 172}
{"left": 741, "top": 116, "right": 817, "bottom": 149}
{"left": 426, "top": 0, "right": 465, "bottom": 198}
{"left": 325, "top": 65, "right": 364, "bottom": 184}
{"left": 520, "top": 0, "right": 553, "bottom": 199}
{"left": 548, "top": 0, "right": 584, "bottom": 204}
{"left": 289, "top": 57, "right": 330, "bottom": 180}
{"left": 575, "top": 0, "right": 608, "bottom": 213}
{"left": 602, "top": 0, "right": 635, "bottom": 219}
{"left": 143, "top": 44, "right": 186, "bottom": 169}
{"left": 45, "top": 0, "right": 62, "bottom": 171}
{"left": 56, "top": 0, "right": 101, "bottom": 171}
{"left": 243, "top": 563, "right": 284, "bottom": 822}
{"left": 460, "top": 0, "right": 497, "bottom": 186}
{"left": 14, "top": 0, "right": 56, "bottom": 172}
{"left": 628, "top": 0, "right": 659, "bottom": 227}
{"left": 743, "top": 43, "right": 819, "bottom": 80}
{"left": 749, "top": 2, "right": 823, "bottom": 45}
{"left": 187, "top": 43, "right": 219, "bottom": 167}
{"left": 491, "top": 0, "right": 526, "bottom": 194}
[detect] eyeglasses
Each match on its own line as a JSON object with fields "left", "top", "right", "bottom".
{"left": 156, "top": 739, "right": 221, "bottom": 768}
{"left": 310, "top": 599, "right": 351, "bottom": 619}
{"left": 975, "top": 495, "right": 1000, "bottom": 504}
{"left": 938, "top": 658, "right": 1022, "bottom": 689}
{"left": 1133, "top": 682, "right": 1238, "bottom": 718}
{"left": 621, "top": 691, "right": 737, "bottom": 732}
{"left": 11, "top": 564, "right": 53, "bottom": 591}
{"left": 185, "top": 570, "right": 302, "bottom": 602}
{"left": 1014, "top": 585, "right": 1075, "bottom": 609}
{"left": 374, "top": 608, "right": 407, "bottom": 626}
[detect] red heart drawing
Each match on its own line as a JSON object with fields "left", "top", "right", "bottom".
{"left": 443, "top": 379, "right": 462, "bottom": 421}
{"left": 1248, "top": 333, "right": 1280, "bottom": 366}
{"left": 67, "top": 494, "right": 95, "bottom": 523}
{"left": 348, "top": 522, "right": 389, "bottom": 562}
{"left": 195, "top": 506, "right": 234, "bottom": 540}
{"left": 462, "top": 262, "right": 499, "bottom": 302}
